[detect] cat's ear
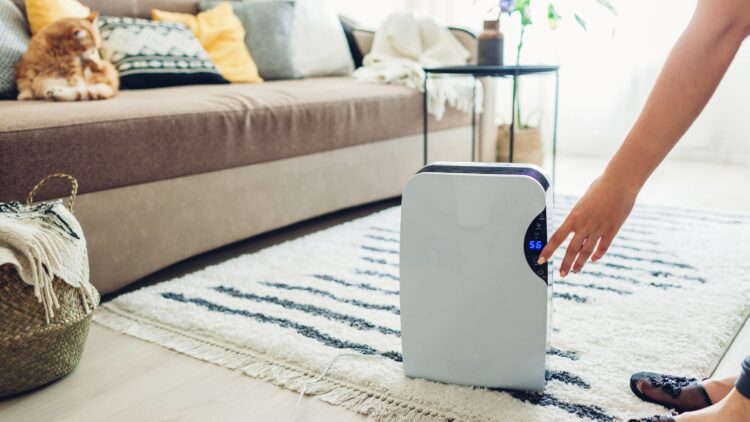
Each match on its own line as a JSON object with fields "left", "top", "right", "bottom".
{"left": 86, "top": 11, "right": 98, "bottom": 24}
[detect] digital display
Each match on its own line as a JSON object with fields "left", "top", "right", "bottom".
{"left": 525, "top": 211, "right": 548, "bottom": 283}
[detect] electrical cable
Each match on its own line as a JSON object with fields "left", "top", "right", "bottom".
{"left": 290, "top": 353, "right": 389, "bottom": 422}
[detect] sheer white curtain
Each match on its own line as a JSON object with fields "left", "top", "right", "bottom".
{"left": 332, "top": 0, "right": 750, "bottom": 164}
{"left": 331, "top": 0, "right": 482, "bottom": 29}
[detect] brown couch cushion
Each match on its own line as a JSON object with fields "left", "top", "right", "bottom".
{"left": 11, "top": 0, "right": 200, "bottom": 19}
{"left": 0, "top": 77, "right": 470, "bottom": 201}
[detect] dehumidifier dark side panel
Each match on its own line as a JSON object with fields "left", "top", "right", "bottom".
{"left": 524, "top": 210, "right": 548, "bottom": 283}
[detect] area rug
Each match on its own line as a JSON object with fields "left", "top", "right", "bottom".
{"left": 95, "top": 196, "right": 750, "bottom": 421}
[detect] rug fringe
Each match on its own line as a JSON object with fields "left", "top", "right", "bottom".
{"left": 94, "top": 305, "right": 460, "bottom": 422}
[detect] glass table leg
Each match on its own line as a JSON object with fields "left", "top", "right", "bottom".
{"left": 510, "top": 75, "right": 518, "bottom": 163}
{"left": 471, "top": 76, "right": 476, "bottom": 162}
{"left": 553, "top": 70, "right": 560, "bottom": 196}
{"left": 423, "top": 74, "right": 429, "bottom": 166}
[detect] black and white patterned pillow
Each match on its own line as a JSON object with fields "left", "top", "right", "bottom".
{"left": 97, "top": 17, "right": 228, "bottom": 89}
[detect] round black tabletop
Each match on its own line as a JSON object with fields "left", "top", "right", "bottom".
{"left": 423, "top": 64, "right": 559, "bottom": 77}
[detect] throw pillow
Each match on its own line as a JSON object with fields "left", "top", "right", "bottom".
{"left": 0, "top": 0, "right": 29, "bottom": 99}
{"left": 291, "top": 0, "right": 354, "bottom": 77}
{"left": 200, "top": 0, "right": 298, "bottom": 80}
{"left": 97, "top": 17, "right": 228, "bottom": 89}
{"left": 339, "top": 15, "right": 363, "bottom": 69}
{"left": 152, "top": 2, "right": 262, "bottom": 84}
{"left": 24, "top": 0, "right": 89, "bottom": 34}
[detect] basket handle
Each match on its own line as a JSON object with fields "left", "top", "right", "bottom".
{"left": 26, "top": 173, "right": 79, "bottom": 212}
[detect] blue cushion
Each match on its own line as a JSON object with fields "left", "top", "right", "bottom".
{"left": 0, "top": 0, "right": 29, "bottom": 99}
{"left": 201, "top": 0, "right": 299, "bottom": 80}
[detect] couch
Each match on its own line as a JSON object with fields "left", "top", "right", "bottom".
{"left": 0, "top": 0, "right": 497, "bottom": 294}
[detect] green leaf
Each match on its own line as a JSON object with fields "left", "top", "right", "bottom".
{"left": 513, "top": 0, "right": 531, "bottom": 11}
{"left": 574, "top": 13, "right": 587, "bottom": 31}
{"left": 520, "top": 8, "right": 533, "bottom": 25}
{"left": 547, "top": 3, "right": 561, "bottom": 30}
{"left": 513, "top": 0, "right": 532, "bottom": 25}
{"left": 595, "top": 0, "right": 617, "bottom": 15}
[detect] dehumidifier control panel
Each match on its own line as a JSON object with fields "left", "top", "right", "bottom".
{"left": 524, "top": 210, "right": 548, "bottom": 283}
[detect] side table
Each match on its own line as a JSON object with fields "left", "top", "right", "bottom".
{"left": 423, "top": 65, "right": 560, "bottom": 184}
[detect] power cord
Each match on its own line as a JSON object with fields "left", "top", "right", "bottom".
{"left": 290, "top": 353, "right": 389, "bottom": 422}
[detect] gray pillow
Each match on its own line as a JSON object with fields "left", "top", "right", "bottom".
{"left": 0, "top": 0, "right": 29, "bottom": 99}
{"left": 200, "top": 0, "right": 299, "bottom": 80}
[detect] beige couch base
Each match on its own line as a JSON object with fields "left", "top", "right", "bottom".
{"left": 76, "top": 128, "right": 471, "bottom": 294}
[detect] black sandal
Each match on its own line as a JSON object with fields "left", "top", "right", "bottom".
{"left": 630, "top": 372, "right": 712, "bottom": 413}
{"left": 628, "top": 415, "right": 676, "bottom": 422}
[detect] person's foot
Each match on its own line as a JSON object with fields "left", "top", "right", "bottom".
{"left": 630, "top": 372, "right": 736, "bottom": 412}
{"left": 674, "top": 388, "right": 750, "bottom": 421}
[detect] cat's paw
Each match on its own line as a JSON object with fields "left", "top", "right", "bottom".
{"left": 45, "top": 86, "right": 64, "bottom": 100}
{"left": 89, "top": 84, "right": 114, "bottom": 100}
{"left": 17, "top": 90, "right": 33, "bottom": 101}
{"left": 46, "top": 86, "right": 79, "bottom": 101}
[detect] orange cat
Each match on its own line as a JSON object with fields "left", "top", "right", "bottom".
{"left": 16, "top": 13, "right": 119, "bottom": 101}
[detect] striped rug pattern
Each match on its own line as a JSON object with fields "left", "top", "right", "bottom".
{"left": 95, "top": 197, "right": 750, "bottom": 421}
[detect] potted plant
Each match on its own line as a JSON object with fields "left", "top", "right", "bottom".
{"left": 494, "top": 0, "right": 616, "bottom": 164}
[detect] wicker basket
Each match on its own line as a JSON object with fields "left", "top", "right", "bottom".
{"left": 497, "top": 125, "right": 544, "bottom": 167}
{"left": 0, "top": 174, "right": 100, "bottom": 398}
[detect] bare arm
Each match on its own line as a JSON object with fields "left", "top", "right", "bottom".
{"left": 539, "top": 0, "right": 750, "bottom": 277}
{"left": 606, "top": 0, "right": 750, "bottom": 192}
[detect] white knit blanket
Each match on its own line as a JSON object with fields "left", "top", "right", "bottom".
{"left": 96, "top": 197, "right": 750, "bottom": 421}
{"left": 353, "top": 12, "right": 481, "bottom": 120}
{"left": 0, "top": 200, "right": 96, "bottom": 322}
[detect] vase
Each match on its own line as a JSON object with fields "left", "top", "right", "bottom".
{"left": 477, "top": 19, "right": 504, "bottom": 66}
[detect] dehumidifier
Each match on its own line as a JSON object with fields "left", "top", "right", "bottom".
{"left": 399, "top": 162, "right": 553, "bottom": 391}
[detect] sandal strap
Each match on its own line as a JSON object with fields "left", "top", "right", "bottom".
{"left": 628, "top": 415, "right": 676, "bottom": 422}
{"left": 697, "top": 379, "right": 713, "bottom": 406}
{"left": 648, "top": 374, "right": 698, "bottom": 399}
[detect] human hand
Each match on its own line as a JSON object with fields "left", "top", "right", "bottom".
{"left": 538, "top": 175, "right": 638, "bottom": 277}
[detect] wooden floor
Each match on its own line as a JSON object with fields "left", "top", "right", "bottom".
{"left": 0, "top": 324, "right": 366, "bottom": 422}
{"left": 1, "top": 155, "right": 749, "bottom": 421}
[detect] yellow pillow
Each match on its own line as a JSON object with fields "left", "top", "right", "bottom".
{"left": 25, "top": 0, "right": 90, "bottom": 34}
{"left": 152, "top": 2, "right": 262, "bottom": 84}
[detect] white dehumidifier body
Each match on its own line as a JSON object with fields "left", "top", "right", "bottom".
{"left": 399, "top": 162, "right": 553, "bottom": 391}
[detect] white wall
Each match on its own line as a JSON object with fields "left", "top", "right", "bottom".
{"left": 551, "top": 0, "right": 750, "bottom": 164}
